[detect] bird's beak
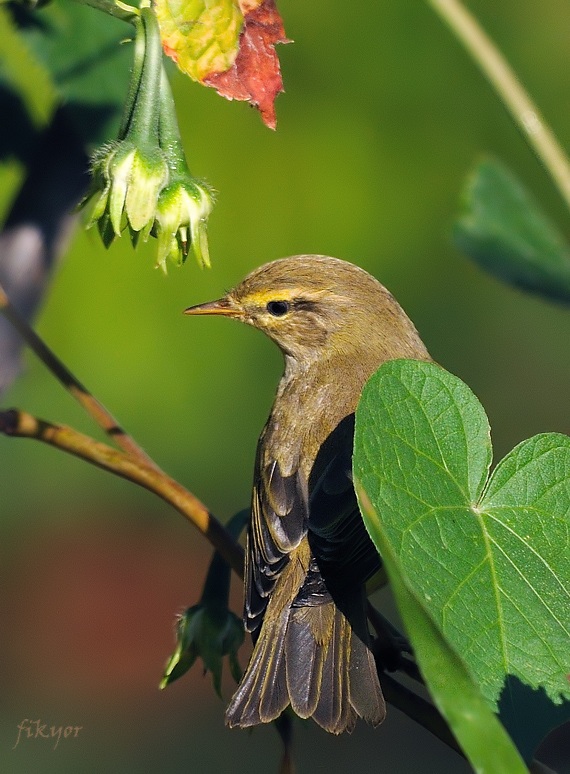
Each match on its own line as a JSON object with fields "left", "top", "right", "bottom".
{"left": 184, "top": 297, "right": 242, "bottom": 318}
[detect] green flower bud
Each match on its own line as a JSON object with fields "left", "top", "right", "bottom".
{"left": 160, "top": 602, "right": 243, "bottom": 697}
{"left": 124, "top": 146, "right": 169, "bottom": 234}
{"left": 155, "top": 178, "right": 214, "bottom": 270}
{"left": 81, "top": 7, "right": 170, "bottom": 247}
{"left": 80, "top": 6, "right": 216, "bottom": 270}
{"left": 85, "top": 141, "right": 169, "bottom": 240}
{"left": 160, "top": 510, "right": 248, "bottom": 696}
{"left": 105, "top": 142, "right": 135, "bottom": 235}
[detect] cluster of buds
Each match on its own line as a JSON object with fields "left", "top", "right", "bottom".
{"left": 82, "top": 3, "right": 214, "bottom": 270}
{"left": 160, "top": 601, "right": 243, "bottom": 697}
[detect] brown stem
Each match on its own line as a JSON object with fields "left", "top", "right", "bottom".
{"left": 0, "top": 282, "right": 244, "bottom": 576}
{"left": 0, "top": 408, "right": 244, "bottom": 578}
{"left": 0, "top": 282, "right": 154, "bottom": 466}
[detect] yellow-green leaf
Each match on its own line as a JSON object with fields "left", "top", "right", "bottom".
{"left": 155, "top": 0, "right": 243, "bottom": 82}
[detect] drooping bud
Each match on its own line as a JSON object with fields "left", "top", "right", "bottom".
{"left": 160, "top": 509, "right": 248, "bottom": 695}
{"left": 153, "top": 66, "right": 215, "bottom": 270}
{"left": 155, "top": 178, "right": 214, "bottom": 270}
{"left": 81, "top": 6, "right": 169, "bottom": 245}
{"left": 80, "top": 3, "right": 215, "bottom": 270}
{"left": 160, "top": 602, "right": 243, "bottom": 696}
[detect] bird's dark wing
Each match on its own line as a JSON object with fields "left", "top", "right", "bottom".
{"left": 307, "top": 414, "right": 382, "bottom": 598}
{"left": 244, "top": 448, "right": 308, "bottom": 634}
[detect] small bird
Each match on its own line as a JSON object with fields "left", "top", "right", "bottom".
{"left": 185, "top": 255, "right": 431, "bottom": 734}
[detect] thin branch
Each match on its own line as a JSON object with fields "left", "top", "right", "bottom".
{"left": 367, "top": 602, "right": 424, "bottom": 685}
{"left": 426, "top": 0, "right": 570, "bottom": 212}
{"left": 384, "top": 671, "right": 549, "bottom": 772}
{"left": 529, "top": 762, "right": 558, "bottom": 774}
{"left": 0, "top": 282, "right": 244, "bottom": 576}
{"left": 380, "top": 672, "right": 464, "bottom": 757}
{"left": 0, "top": 281, "right": 154, "bottom": 466}
{"left": 0, "top": 408, "right": 244, "bottom": 578}
{"left": 0, "top": 107, "right": 90, "bottom": 396}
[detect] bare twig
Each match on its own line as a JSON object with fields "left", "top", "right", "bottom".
{"left": 0, "top": 408, "right": 244, "bottom": 577}
{"left": 0, "top": 281, "right": 245, "bottom": 575}
{"left": 427, "top": 0, "right": 570, "bottom": 212}
{"left": 0, "top": 282, "right": 155, "bottom": 466}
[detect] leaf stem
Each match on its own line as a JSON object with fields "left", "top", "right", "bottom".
{"left": 117, "top": 14, "right": 146, "bottom": 141}
{"left": 383, "top": 671, "right": 548, "bottom": 773}
{"left": 127, "top": 6, "right": 163, "bottom": 144}
{"left": 426, "top": 0, "right": 570, "bottom": 212}
{"left": 201, "top": 509, "right": 248, "bottom": 603}
{"left": 158, "top": 66, "right": 191, "bottom": 178}
{"left": 0, "top": 409, "right": 245, "bottom": 577}
{"left": 70, "top": 0, "right": 139, "bottom": 24}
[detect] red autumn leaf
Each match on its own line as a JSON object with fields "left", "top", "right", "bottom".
{"left": 203, "top": 0, "right": 290, "bottom": 130}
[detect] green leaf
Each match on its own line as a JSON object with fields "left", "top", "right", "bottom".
{"left": 356, "top": 484, "right": 528, "bottom": 774}
{"left": 10, "top": 0, "right": 133, "bottom": 147}
{"left": 354, "top": 359, "right": 570, "bottom": 760}
{"left": 0, "top": 5, "right": 56, "bottom": 130}
{"left": 454, "top": 157, "right": 570, "bottom": 304}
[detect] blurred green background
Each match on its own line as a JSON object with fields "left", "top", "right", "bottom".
{"left": 1, "top": 0, "right": 570, "bottom": 771}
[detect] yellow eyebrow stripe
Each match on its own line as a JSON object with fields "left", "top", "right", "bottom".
{"left": 245, "top": 288, "right": 327, "bottom": 306}
{"left": 247, "top": 289, "right": 302, "bottom": 306}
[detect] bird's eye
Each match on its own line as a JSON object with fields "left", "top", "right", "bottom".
{"left": 266, "top": 300, "right": 290, "bottom": 317}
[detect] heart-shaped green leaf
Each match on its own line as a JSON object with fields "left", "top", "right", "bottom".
{"left": 354, "top": 359, "right": 570, "bottom": 758}
{"left": 356, "top": 484, "right": 528, "bottom": 774}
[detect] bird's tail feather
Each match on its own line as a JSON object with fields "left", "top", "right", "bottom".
{"left": 225, "top": 601, "right": 385, "bottom": 734}
{"left": 226, "top": 605, "right": 290, "bottom": 726}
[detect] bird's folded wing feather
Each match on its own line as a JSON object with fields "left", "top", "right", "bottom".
{"left": 245, "top": 450, "right": 308, "bottom": 633}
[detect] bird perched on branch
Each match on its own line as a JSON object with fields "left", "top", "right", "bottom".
{"left": 185, "top": 254, "right": 431, "bottom": 733}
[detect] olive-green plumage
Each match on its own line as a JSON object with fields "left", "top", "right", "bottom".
{"left": 186, "top": 255, "right": 431, "bottom": 734}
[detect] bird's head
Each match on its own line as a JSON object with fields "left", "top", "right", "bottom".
{"left": 185, "top": 255, "right": 429, "bottom": 366}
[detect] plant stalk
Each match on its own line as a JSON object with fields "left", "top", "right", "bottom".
{"left": 127, "top": 6, "right": 164, "bottom": 144}
{"left": 427, "top": 0, "right": 570, "bottom": 212}
{"left": 0, "top": 409, "right": 245, "bottom": 577}
{"left": 117, "top": 13, "right": 146, "bottom": 141}
{"left": 158, "top": 66, "right": 191, "bottom": 178}
{"left": 71, "top": 0, "right": 138, "bottom": 24}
